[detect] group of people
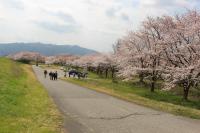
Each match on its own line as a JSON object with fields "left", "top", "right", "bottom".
{"left": 43, "top": 68, "right": 87, "bottom": 80}
{"left": 44, "top": 70, "right": 58, "bottom": 80}
{"left": 68, "top": 69, "right": 88, "bottom": 79}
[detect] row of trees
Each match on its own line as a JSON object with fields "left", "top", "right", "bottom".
{"left": 8, "top": 52, "right": 78, "bottom": 66}
{"left": 114, "top": 10, "right": 200, "bottom": 100}
{"left": 8, "top": 51, "right": 116, "bottom": 79}
{"left": 70, "top": 54, "right": 116, "bottom": 79}
{"left": 8, "top": 51, "right": 45, "bottom": 64}
{"left": 45, "top": 55, "right": 79, "bottom": 65}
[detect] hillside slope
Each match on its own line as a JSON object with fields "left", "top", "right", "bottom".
{"left": 0, "top": 43, "right": 97, "bottom": 56}
{"left": 0, "top": 58, "right": 62, "bottom": 133}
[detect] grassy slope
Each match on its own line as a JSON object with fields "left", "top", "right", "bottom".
{"left": 63, "top": 73, "right": 200, "bottom": 119}
{"left": 0, "top": 58, "right": 63, "bottom": 133}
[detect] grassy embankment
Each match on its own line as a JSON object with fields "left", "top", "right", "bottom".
{"left": 62, "top": 71, "right": 200, "bottom": 119}
{"left": 0, "top": 58, "right": 63, "bottom": 133}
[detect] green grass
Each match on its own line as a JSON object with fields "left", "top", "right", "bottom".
{"left": 40, "top": 64, "right": 62, "bottom": 70}
{"left": 0, "top": 58, "right": 63, "bottom": 133}
{"left": 62, "top": 73, "right": 200, "bottom": 119}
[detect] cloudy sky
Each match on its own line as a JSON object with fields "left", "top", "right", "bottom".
{"left": 0, "top": 0, "right": 199, "bottom": 52}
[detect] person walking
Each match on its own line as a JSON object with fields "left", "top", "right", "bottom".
{"left": 49, "top": 71, "right": 52, "bottom": 80}
{"left": 55, "top": 71, "right": 58, "bottom": 80}
{"left": 44, "top": 70, "right": 48, "bottom": 78}
{"left": 52, "top": 72, "right": 56, "bottom": 80}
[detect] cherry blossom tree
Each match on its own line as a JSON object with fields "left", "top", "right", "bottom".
{"left": 72, "top": 54, "right": 97, "bottom": 69}
{"left": 115, "top": 10, "right": 200, "bottom": 99}
{"left": 92, "top": 53, "right": 116, "bottom": 78}
{"left": 115, "top": 17, "right": 165, "bottom": 92}
{"left": 114, "top": 33, "right": 148, "bottom": 83}
{"left": 160, "top": 10, "right": 200, "bottom": 100}
{"left": 8, "top": 51, "right": 45, "bottom": 64}
{"left": 45, "top": 55, "right": 78, "bottom": 66}
{"left": 45, "top": 56, "right": 57, "bottom": 65}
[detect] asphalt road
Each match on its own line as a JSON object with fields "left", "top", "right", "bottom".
{"left": 33, "top": 66, "right": 200, "bottom": 133}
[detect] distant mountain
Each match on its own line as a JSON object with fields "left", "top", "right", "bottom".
{"left": 0, "top": 43, "right": 98, "bottom": 56}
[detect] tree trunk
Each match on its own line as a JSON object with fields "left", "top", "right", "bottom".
{"left": 139, "top": 73, "right": 144, "bottom": 83}
{"left": 111, "top": 68, "right": 115, "bottom": 79}
{"left": 100, "top": 70, "right": 103, "bottom": 76}
{"left": 183, "top": 84, "right": 190, "bottom": 100}
{"left": 97, "top": 66, "right": 100, "bottom": 75}
{"left": 150, "top": 58, "right": 157, "bottom": 92}
{"left": 140, "top": 58, "right": 145, "bottom": 83}
{"left": 105, "top": 69, "right": 108, "bottom": 78}
{"left": 151, "top": 74, "right": 156, "bottom": 92}
{"left": 151, "top": 81, "right": 155, "bottom": 92}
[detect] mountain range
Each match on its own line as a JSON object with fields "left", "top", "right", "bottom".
{"left": 0, "top": 43, "right": 97, "bottom": 56}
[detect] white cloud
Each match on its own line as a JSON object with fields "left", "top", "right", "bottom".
{"left": 0, "top": 0, "right": 199, "bottom": 52}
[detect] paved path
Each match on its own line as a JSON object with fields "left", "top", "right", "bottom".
{"left": 33, "top": 66, "right": 200, "bottom": 133}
